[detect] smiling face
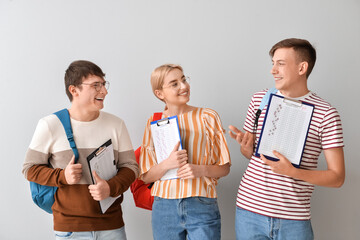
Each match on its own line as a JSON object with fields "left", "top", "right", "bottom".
{"left": 270, "top": 47, "right": 308, "bottom": 97}
{"left": 71, "top": 74, "right": 108, "bottom": 113}
{"left": 155, "top": 68, "right": 190, "bottom": 107}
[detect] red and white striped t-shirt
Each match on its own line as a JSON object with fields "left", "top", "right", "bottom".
{"left": 237, "top": 90, "right": 344, "bottom": 220}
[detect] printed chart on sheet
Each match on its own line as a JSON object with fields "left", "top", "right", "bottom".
{"left": 256, "top": 94, "right": 314, "bottom": 166}
{"left": 88, "top": 140, "right": 120, "bottom": 214}
{"left": 151, "top": 116, "right": 182, "bottom": 180}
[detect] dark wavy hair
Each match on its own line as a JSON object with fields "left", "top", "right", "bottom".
{"left": 64, "top": 60, "right": 105, "bottom": 101}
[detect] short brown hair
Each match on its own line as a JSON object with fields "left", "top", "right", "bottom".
{"left": 150, "top": 64, "right": 183, "bottom": 102}
{"left": 64, "top": 60, "right": 105, "bottom": 101}
{"left": 269, "top": 38, "right": 316, "bottom": 78}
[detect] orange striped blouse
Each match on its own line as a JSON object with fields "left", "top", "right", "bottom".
{"left": 139, "top": 108, "right": 231, "bottom": 199}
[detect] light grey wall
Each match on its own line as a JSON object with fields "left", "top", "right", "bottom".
{"left": 1, "top": 0, "right": 359, "bottom": 239}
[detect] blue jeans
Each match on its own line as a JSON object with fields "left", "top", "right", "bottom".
{"left": 54, "top": 227, "right": 126, "bottom": 240}
{"left": 152, "top": 197, "right": 221, "bottom": 240}
{"left": 235, "top": 207, "right": 314, "bottom": 240}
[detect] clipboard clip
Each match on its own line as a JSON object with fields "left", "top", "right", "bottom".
{"left": 95, "top": 146, "right": 106, "bottom": 156}
{"left": 283, "top": 98, "right": 302, "bottom": 107}
{"left": 157, "top": 118, "right": 170, "bottom": 127}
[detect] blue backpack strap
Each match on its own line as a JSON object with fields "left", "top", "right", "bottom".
{"left": 30, "top": 108, "right": 79, "bottom": 214}
{"left": 259, "top": 87, "right": 278, "bottom": 111}
{"left": 53, "top": 109, "right": 79, "bottom": 163}
{"left": 254, "top": 87, "right": 278, "bottom": 131}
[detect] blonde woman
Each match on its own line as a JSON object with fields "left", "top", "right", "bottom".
{"left": 139, "top": 64, "right": 231, "bottom": 240}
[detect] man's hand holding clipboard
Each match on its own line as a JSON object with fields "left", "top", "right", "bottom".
{"left": 87, "top": 139, "right": 120, "bottom": 213}
{"left": 260, "top": 150, "right": 296, "bottom": 176}
{"left": 88, "top": 170, "right": 111, "bottom": 201}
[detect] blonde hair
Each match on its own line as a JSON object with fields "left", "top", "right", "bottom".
{"left": 151, "top": 64, "right": 183, "bottom": 101}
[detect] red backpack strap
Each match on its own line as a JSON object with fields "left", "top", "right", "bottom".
{"left": 133, "top": 112, "right": 162, "bottom": 165}
{"left": 134, "top": 147, "right": 141, "bottom": 164}
{"left": 153, "top": 112, "right": 163, "bottom": 121}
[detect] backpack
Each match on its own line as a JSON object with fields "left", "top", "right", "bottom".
{"left": 29, "top": 108, "right": 79, "bottom": 213}
{"left": 130, "top": 112, "right": 162, "bottom": 211}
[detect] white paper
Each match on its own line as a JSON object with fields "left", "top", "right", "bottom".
{"left": 88, "top": 141, "right": 120, "bottom": 213}
{"left": 151, "top": 116, "right": 182, "bottom": 180}
{"left": 257, "top": 95, "right": 314, "bottom": 165}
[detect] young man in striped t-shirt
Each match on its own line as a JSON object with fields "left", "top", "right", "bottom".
{"left": 229, "top": 38, "right": 344, "bottom": 240}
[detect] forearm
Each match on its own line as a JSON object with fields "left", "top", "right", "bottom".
{"left": 107, "top": 167, "right": 136, "bottom": 197}
{"left": 262, "top": 147, "right": 345, "bottom": 188}
{"left": 202, "top": 163, "right": 230, "bottom": 178}
{"left": 290, "top": 147, "right": 345, "bottom": 188}
{"left": 142, "top": 161, "right": 170, "bottom": 184}
{"left": 289, "top": 168, "right": 345, "bottom": 188}
{"left": 26, "top": 165, "right": 67, "bottom": 187}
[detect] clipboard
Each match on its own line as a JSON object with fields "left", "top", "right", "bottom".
{"left": 150, "top": 116, "right": 183, "bottom": 180}
{"left": 255, "top": 94, "right": 315, "bottom": 167}
{"left": 87, "top": 139, "right": 120, "bottom": 214}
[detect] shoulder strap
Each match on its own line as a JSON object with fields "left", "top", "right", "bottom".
{"left": 254, "top": 87, "right": 278, "bottom": 131}
{"left": 153, "top": 112, "right": 163, "bottom": 121}
{"left": 259, "top": 87, "right": 278, "bottom": 111}
{"left": 53, "top": 109, "right": 79, "bottom": 163}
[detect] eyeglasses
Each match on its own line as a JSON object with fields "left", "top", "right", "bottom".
{"left": 162, "top": 77, "right": 190, "bottom": 90}
{"left": 81, "top": 81, "right": 110, "bottom": 91}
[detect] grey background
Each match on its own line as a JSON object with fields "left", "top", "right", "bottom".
{"left": 1, "top": 0, "right": 359, "bottom": 239}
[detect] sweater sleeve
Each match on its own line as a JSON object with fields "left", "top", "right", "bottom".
{"left": 23, "top": 118, "right": 68, "bottom": 186}
{"left": 114, "top": 120, "right": 139, "bottom": 178}
{"left": 26, "top": 164, "right": 68, "bottom": 186}
{"left": 22, "top": 118, "right": 52, "bottom": 178}
{"left": 107, "top": 167, "right": 136, "bottom": 197}
{"left": 107, "top": 119, "right": 139, "bottom": 196}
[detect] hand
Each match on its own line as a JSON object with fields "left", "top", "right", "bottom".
{"left": 162, "top": 141, "right": 188, "bottom": 170}
{"left": 88, "top": 171, "right": 110, "bottom": 201}
{"left": 260, "top": 151, "right": 295, "bottom": 176}
{"left": 229, "top": 125, "right": 254, "bottom": 159}
{"left": 177, "top": 164, "right": 203, "bottom": 179}
{"left": 228, "top": 125, "right": 253, "bottom": 147}
{"left": 64, "top": 156, "right": 82, "bottom": 185}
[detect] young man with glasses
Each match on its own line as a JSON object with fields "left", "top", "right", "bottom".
{"left": 229, "top": 38, "right": 345, "bottom": 240}
{"left": 23, "top": 60, "right": 139, "bottom": 240}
